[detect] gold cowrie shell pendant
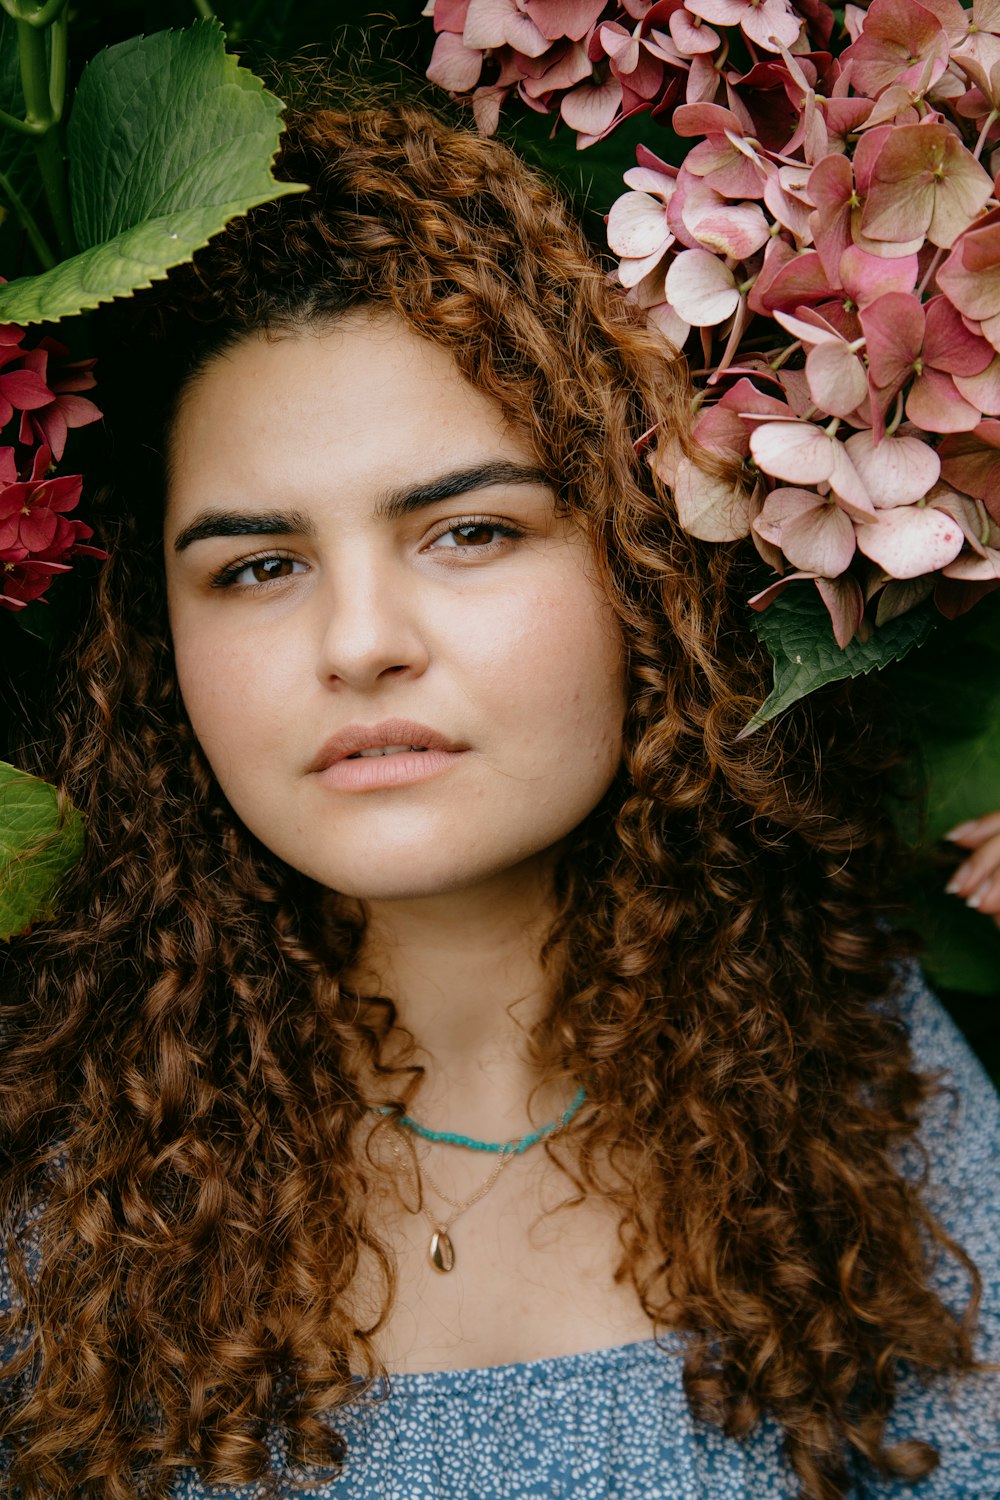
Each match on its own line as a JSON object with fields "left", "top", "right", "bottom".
{"left": 429, "top": 1227, "right": 456, "bottom": 1273}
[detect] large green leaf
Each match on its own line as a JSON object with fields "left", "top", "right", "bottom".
{"left": 742, "top": 584, "right": 938, "bottom": 734}
{"left": 0, "top": 760, "right": 83, "bottom": 941}
{"left": 0, "top": 20, "right": 305, "bottom": 325}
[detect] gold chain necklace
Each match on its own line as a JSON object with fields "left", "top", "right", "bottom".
{"left": 386, "top": 1132, "right": 517, "bottom": 1273}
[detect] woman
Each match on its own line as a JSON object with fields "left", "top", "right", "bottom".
{"left": 0, "top": 97, "right": 997, "bottom": 1499}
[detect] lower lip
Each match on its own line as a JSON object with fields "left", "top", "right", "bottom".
{"left": 317, "top": 749, "right": 466, "bottom": 791}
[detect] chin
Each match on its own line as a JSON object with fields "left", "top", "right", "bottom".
{"left": 316, "top": 867, "right": 499, "bottom": 904}
{"left": 302, "top": 842, "right": 559, "bottom": 905}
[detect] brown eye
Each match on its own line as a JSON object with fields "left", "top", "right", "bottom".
{"left": 212, "top": 554, "right": 306, "bottom": 589}
{"left": 432, "top": 520, "right": 521, "bottom": 551}
{"left": 452, "top": 523, "right": 499, "bottom": 547}
{"left": 249, "top": 556, "right": 295, "bottom": 582}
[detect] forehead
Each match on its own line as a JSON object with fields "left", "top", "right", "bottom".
{"left": 165, "top": 312, "right": 535, "bottom": 525}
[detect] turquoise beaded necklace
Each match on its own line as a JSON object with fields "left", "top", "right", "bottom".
{"left": 380, "top": 1085, "right": 586, "bottom": 1156}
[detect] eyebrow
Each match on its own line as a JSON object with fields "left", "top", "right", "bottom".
{"left": 171, "top": 460, "right": 551, "bottom": 553}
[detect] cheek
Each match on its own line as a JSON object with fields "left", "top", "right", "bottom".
{"left": 172, "top": 630, "right": 279, "bottom": 790}
{"left": 495, "top": 575, "right": 626, "bottom": 777}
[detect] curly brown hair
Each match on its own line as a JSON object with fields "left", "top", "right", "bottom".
{"left": 0, "top": 95, "right": 980, "bottom": 1500}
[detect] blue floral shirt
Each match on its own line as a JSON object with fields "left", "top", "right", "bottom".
{"left": 4, "top": 967, "right": 999, "bottom": 1497}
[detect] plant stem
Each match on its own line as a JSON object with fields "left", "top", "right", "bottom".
{"left": 768, "top": 340, "right": 802, "bottom": 372}
{"left": 48, "top": 6, "right": 66, "bottom": 120}
{"left": 0, "top": 104, "right": 43, "bottom": 135}
{"left": 886, "top": 393, "right": 905, "bottom": 437}
{"left": 17, "top": 16, "right": 74, "bottom": 256}
{"left": 973, "top": 108, "right": 999, "bottom": 163}
{"left": 226, "top": 0, "right": 269, "bottom": 42}
{"left": 191, "top": 0, "right": 216, "bottom": 18}
{"left": 0, "top": 167, "right": 56, "bottom": 267}
{"left": 0, "top": 0, "right": 67, "bottom": 23}
{"left": 916, "top": 245, "right": 944, "bottom": 300}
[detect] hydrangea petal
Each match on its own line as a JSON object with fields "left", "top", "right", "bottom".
{"left": 805, "top": 342, "right": 869, "bottom": 417}
{"left": 754, "top": 487, "right": 858, "bottom": 574}
{"left": 464, "top": 0, "right": 549, "bottom": 53}
{"left": 748, "top": 571, "right": 820, "bottom": 611}
{"left": 923, "top": 294, "right": 996, "bottom": 376}
{"left": 844, "top": 430, "right": 941, "bottom": 507}
{"left": 861, "top": 125, "right": 993, "bottom": 250}
{"left": 929, "top": 487, "right": 992, "bottom": 551}
{"left": 749, "top": 421, "right": 836, "bottom": 483}
{"left": 841, "top": 0, "right": 950, "bottom": 96}
{"left": 838, "top": 245, "right": 919, "bottom": 307}
{"left": 669, "top": 9, "right": 720, "bottom": 53}
{"left": 0, "top": 369, "right": 52, "bottom": 411}
{"left": 943, "top": 545, "right": 1000, "bottom": 579}
{"left": 621, "top": 244, "right": 674, "bottom": 289}
{"left": 954, "top": 355, "right": 1000, "bottom": 414}
{"left": 753, "top": 485, "right": 820, "bottom": 544}
{"left": 939, "top": 421, "right": 1000, "bottom": 497}
{"left": 816, "top": 574, "right": 866, "bottom": 646}
{"left": 875, "top": 575, "right": 936, "bottom": 626}
{"left": 560, "top": 75, "right": 623, "bottom": 133}
{"left": 906, "top": 366, "right": 982, "bottom": 433}
{"left": 607, "top": 192, "right": 671, "bottom": 259}
{"left": 855, "top": 503, "right": 965, "bottom": 576}
{"left": 740, "top": 0, "right": 802, "bottom": 51}
{"left": 427, "top": 31, "right": 484, "bottom": 90}
{"left": 860, "top": 292, "right": 924, "bottom": 392}
{"left": 763, "top": 170, "right": 813, "bottom": 241}
{"left": 524, "top": 0, "right": 607, "bottom": 40}
{"left": 652, "top": 440, "right": 751, "bottom": 540}
{"left": 827, "top": 442, "right": 879, "bottom": 517}
{"left": 622, "top": 166, "right": 676, "bottom": 197}
{"left": 687, "top": 200, "right": 771, "bottom": 259}
{"left": 664, "top": 249, "right": 740, "bottom": 326}
{"left": 646, "top": 300, "right": 691, "bottom": 349}
{"left": 937, "top": 220, "right": 1000, "bottom": 322}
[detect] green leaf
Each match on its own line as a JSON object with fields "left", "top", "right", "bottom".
{"left": 741, "top": 584, "right": 938, "bottom": 734}
{"left": 884, "top": 596, "right": 1000, "bottom": 993}
{"left": 905, "top": 648, "right": 1000, "bottom": 843}
{"left": 906, "top": 882, "right": 1000, "bottom": 995}
{"left": 0, "top": 10, "right": 44, "bottom": 224}
{"left": 0, "top": 20, "right": 305, "bottom": 325}
{"left": 0, "top": 760, "right": 84, "bottom": 941}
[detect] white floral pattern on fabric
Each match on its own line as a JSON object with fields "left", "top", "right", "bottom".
{"left": 4, "top": 967, "right": 999, "bottom": 1497}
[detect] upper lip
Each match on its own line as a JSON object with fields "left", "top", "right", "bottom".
{"left": 308, "top": 718, "right": 468, "bottom": 771}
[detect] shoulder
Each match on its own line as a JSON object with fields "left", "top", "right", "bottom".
{"left": 892, "top": 959, "right": 1000, "bottom": 1332}
{"left": 854, "top": 964, "right": 1000, "bottom": 1497}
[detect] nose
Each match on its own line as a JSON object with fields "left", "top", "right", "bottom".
{"left": 314, "top": 554, "right": 431, "bottom": 690}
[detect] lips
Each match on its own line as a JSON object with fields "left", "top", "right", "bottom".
{"left": 308, "top": 718, "right": 467, "bottom": 773}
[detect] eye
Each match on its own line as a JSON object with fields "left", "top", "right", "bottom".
{"left": 210, "top": 553, "right": 306, "bottom": 589}
{"left": 428, "top": 518, "right": 523, "bottom": 551}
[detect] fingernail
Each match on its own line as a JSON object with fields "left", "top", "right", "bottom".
{"left": 946, "top": 877, "right": 962, "bottom": 895}
{"left": 967, "top": 885, "right": 987, "bottom": 910}
{"left": 945, "top": 820, "right": 979, "bottom": 841}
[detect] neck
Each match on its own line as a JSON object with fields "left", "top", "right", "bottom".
{"left": 346, "top": 860, "right": 569, "bottom": 1139}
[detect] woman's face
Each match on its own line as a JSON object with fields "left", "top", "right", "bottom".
{"left": 164, "top": 312, "right": 626, "bottom": 901}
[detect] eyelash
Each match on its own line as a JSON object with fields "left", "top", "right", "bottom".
{"left": 208, "top": 516, "right": 525, "bottom": 591}
{"left": 426, "top": 514, "right": 524, "bottom": 551}
{"left": 209, "top": 551, "right": 302, "bottom": 590}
